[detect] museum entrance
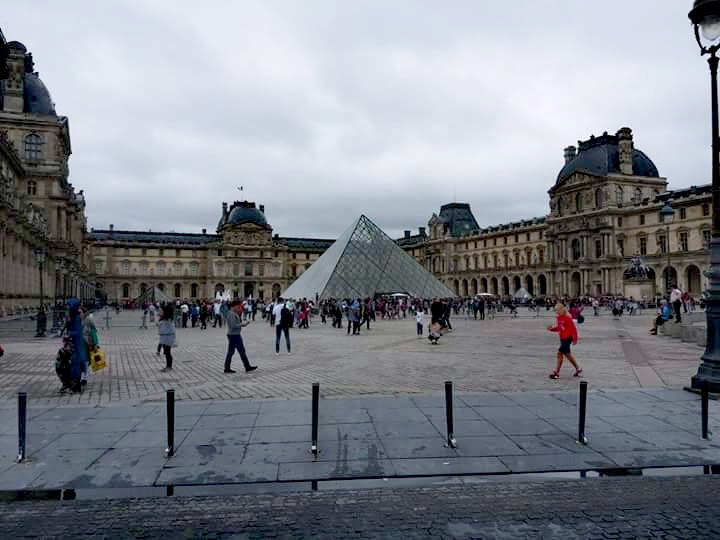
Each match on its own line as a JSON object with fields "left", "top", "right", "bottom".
{"left": 244, "top": 282, "right": 254, "bottom": 299}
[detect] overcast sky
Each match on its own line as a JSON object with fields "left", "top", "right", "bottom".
{"left": 3, "top": 1, "right": 712, "bottom": 239}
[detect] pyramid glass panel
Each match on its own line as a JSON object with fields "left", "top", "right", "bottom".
{"left": 283, "top": 215, "right": 454, "bottom": 300}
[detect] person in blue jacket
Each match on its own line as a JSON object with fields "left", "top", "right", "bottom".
{"left": 650, "top": 300, "right": 672, "bottom": 335}
{"left": 66, "top": 298, "right": 88, "bottom": 392}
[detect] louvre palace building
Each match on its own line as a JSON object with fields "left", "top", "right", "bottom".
{"left": 0, "top": 29, "right": 712, "bottom": 311}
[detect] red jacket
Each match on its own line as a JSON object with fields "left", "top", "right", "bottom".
{"left": 550, "top": 313, "right": 578, "bottom": 343}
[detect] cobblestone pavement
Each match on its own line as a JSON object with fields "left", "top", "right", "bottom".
{"left": 0, "top": 310, "right": 707, "bottom": 405}
{"left": 2, "top": 476, "right": 719, "bottom": 538}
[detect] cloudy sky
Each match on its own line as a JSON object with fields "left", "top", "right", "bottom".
{"left": 3, "top": 1, "right": 712, "bottom": 239}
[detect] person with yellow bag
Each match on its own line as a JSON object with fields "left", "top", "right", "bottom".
{"left": 82, "top": 308, "right": 104, "bottom": 381}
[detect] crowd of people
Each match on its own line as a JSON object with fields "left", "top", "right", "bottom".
{"left": 38, "top": 283, "right": 702, "bottom": 393}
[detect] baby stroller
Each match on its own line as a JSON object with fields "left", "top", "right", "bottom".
{"left": 55, "top": 338, "right": 81, "bottom": 393}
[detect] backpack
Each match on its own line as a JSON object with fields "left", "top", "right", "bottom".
{"left": 280, "top": 307, "right": 293, "bottom": 327}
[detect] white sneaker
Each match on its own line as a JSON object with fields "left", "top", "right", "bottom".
{"left": 275, "top": 352, "right": 279, "bottom": 356}
{"left": 287, "top": 351, "right": 291, "bottom": 355}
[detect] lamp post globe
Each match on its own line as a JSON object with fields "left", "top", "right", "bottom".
{"left": 690, "top": 0, "right": 720, "bottom": 392}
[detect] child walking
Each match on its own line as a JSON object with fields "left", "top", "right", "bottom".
{"left": 547, "top": 303, "right": 581, "bottom": 379}
{"left": 415, "top": 309, "right": 424, "bottom": 337}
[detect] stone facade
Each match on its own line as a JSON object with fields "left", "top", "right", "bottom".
{"left": 88, "top": 200, "right": 333, "bottom": 302}
{"left": 0, "top": 33, "right": 91, "bottom": 314}
{"left": 421, "top": 129, "right": 711, "bottom": 299}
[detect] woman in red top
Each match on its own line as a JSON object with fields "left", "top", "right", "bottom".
{"left": 547, "top": 303, "right": 582, "bottom": 379}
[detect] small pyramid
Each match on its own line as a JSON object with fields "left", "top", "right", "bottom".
{"left": 283, "top": 215, "right": 455, "bottom": 300}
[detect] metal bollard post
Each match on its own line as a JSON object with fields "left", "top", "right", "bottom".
{"left": 702, "top": 380, "right": 710, "bottom": 440}
{"left": 17, "top": 392, "right": 27, "bottom": 463}
{"left": 165, "top": 389, "right": 175, "bottom": 457}
{"left": 445, "top": 381, "right": 457, "bottom": 448}
{"left": 578, "top": 381, "right": 588, "bottom": 445}
{"left": 310, "top": 383, "right": 319, "bottom": 456}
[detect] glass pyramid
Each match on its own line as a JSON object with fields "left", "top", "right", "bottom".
{"left": 283, "top": 215, "right": 455, "bottom": 300}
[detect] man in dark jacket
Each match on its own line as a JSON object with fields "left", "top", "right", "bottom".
{"left": 224, "top": 301, "right": 257, "bottom": 374}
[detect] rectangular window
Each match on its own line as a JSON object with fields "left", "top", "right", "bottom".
{"left": 640, "top": 237, "right": 647, "bottom": 256}
{"left": 617, "top": 239, "right": 624, "bottom": 256}
{"left": 293, "top": 253, "right": 297, "bottom": 259}
{"left": 704, "top": 229, "right": 712, "bottom": 248}
{"left": 159, "top": 248, "right": 164, "bottom": 256}
{"left": 538, "top": 249, "right": 544, "bottom": 264}
{"left": 680, "top": 208, "right": 687, "bottom": 220}
{"left": 617, "top": 217, "right": 623, "bottom": 227}
{"left": 483, "top": 239, "right": 487, "bottom": 248}
{"left": 539, "top": 231, "right": 543, "bottom": 239}
{"left": 595, "top": 240, "right": 602, "bottom": 259}
{"left": 514, "top": 234, "right": 519, "bottom": 243}
{"left": 175, "top": 249, "right": 181, "bottom": 257}
{"left": 259, "top": 264, "right": 264, "bottom": 277}
{"left": 639, "top": 215, "right": 645, "bottom": 225}
{"left": 680, "top": 231, "right": 689, "bottom": 252}
{"left": 141, "top": 248, "right": 147, "bottom": 256}
{"left": 703, "top": 204, "right": 710, "bottom": 217}
{"left": 659, "top": 235, "right": 667, "bottom": 255}
{"left": 244, "top": 262, "right": 252, "bottom": 276}
{"left": 503, "top": 237, "right": 507, "bottom": 245}
{"left": 493, "top": 238, "right": 497, "bottom": 246}
{"left": 217, "top": 249, "right": 223, "bottom": 257}
{"left": 526, "top": 233, "right": 531, "bottom": 241}
{"left": 474, "top": 241, "right": 478, "bottom": 249}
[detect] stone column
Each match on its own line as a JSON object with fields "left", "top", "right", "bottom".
{"left": 59, "top": 209, "right": 67, "bottom": 241}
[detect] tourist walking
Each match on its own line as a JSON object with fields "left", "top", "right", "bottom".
{"left": 272, "top": 297, "right": 292, "bottom": 355}
{"left": 158, "top": 304, "right": 176, "bottom": 371}
{"left": 224, "top": 300, "right": 257, "bottom": 374}
{"left": 213, "top": 300, "right": 223, "bottom": 328}
{"left": 66, "top": 299, "right": 89, "bottom": 393}
{"left": 547, "top": 303, "right": 582, "bottom": 379}
{"left": 416, "top": 308, "right": 424, "bottom": 337}
{"left": 670, "top": 286, "right": 683, "bottom": 323}
{"left": 140, "top": 307, "right": 148, "bottom": 329}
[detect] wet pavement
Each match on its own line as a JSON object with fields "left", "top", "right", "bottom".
{"left": 0, "top": 388, "right": 718, "bottom": 491}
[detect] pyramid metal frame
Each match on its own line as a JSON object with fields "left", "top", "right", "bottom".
{"left": 283, "top": 215, "right": 455, "bottom": 300}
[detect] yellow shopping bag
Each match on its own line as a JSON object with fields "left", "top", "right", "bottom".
{"left": 90, "top": 347, "right": 107, "bottom": 372}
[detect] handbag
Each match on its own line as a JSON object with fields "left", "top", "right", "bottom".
{"left": 90, "top": 347, "right": 107, "bottom": 372}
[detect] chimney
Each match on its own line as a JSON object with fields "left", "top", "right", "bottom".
{"left": 563, "top": 145, "right": 577, "bottom": 164}
{"left": 404, "top": 230, "right": 411, "bottom": 238}
{"left": 222, "top": 202, "right": 228, "bottom": 216}
{"left": 259, "top": 205, "right": 265, "bottom": 213}
{"left": 109, "top": 224, "right": 114, "bottom": 231}
{"left": 2, "top": 42, "right": 26, "bottom": 113}
{"left": 202, "top": 228, "right": 206, "bottom": 234}
{"left": 616, "top": 127, "right": 634, "bottom": 175}
{"left": 419, "top": 227, "right": 426, "bottom": 236}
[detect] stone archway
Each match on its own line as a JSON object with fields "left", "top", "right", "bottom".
{"left": 526, "top": 275, "right": 534, "bottom": 296}
{"left": 538, "top": 274, "right": 547, "bottom": 296}
{"left": 686, "top": 265, "right": 701, "bottom": 294}
{"left": 490, "top": 277, "right": 498, "bottom": 295}
{"left": 662, "top": 266, "right": 678, "bottom": 291}
{"left": 470, "top": 278, "right": 478, "bottom": 295}
{"left": 453, "top": 279, "right": 460, "bottom": 295}
{"left": 571, "top": 272, "right": 581, "bottom": 297}
{"left": 272, "top": 283, "right": 281, "bottom": 299}
{"left": 502, "top": 276, "right": 510, "bottom": 296}
{"left": 513, "top": 276, "right": 521, "bottom": 293}
{"left": 481, "top": 277, "right": 488, "bottom": 293}
{"left": 461, "top": 279, "right": 468, "bottom": 296}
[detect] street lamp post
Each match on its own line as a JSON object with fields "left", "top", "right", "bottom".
{"left": 690, "top": 0, "right": 720, "bottom": 391}
{"left": 660, "top": 202, "right": 675, "bottom": 294}
{"left": 34, "top": 249, "right": 46, "bottom": 337}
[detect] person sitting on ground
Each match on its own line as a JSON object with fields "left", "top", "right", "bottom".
{"left": 650, "top": 300, "right": 673, "bottom": 335}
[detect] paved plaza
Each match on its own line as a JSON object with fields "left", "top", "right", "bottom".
{"left": 0, "top": 309, "right": 709, "bottom": 405}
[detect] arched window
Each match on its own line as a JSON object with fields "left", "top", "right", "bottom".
{"left": 575, "top": 192, "right": 583, "bottom": 212}
{"left": 174, "top": 283, "right": 182, "bottom": 298}
{"left": 595, "top": 188, "right": 603, "bottom": 208}
{"left": 140, "top": 283, "right": 147, "bottom": 295}
{"left": 27, "top": 180, "right": 37, "bottom": 196}
{"left": 24, "top": 133, "right": 42, "bottom": 161}
{"left": 616, "top": 186, "right": 624, "bottom": 206}
{"left": 122, "top": 283, "right": 130, "bottom": 298}
{"left": 571, "top": 239, "right": 581, "bottom": 260}
{"left": 190, "top": 283, "right": 198, "bottom": 298}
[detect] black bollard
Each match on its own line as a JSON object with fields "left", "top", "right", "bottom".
{"left": 165, "top": 389, "right": 175, "bottom": 457}
{"left": 445, "top": 381, "right": 457, "bottom": 448}
{"left": 311, "top": 480, "right": 318, "bottom": 491}
{"left": 310, "top": 383, "right": 319, "bottom": 456}
{"left": 17, "top": 392, "right": 27, "bottom": 463}
{"left": 702, "top": 380, "right": 710, "bottom": 440}
{"left": 578, "top": 381, "right": 588, "bottom": 445}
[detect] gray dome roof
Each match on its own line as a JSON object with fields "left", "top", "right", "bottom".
{"left": 23, "top": 72, "right": 55, "bottom": 115}
{"left": 556, "top": 133, "right": 658, "bottom": 185}
{"left": 226, "top": 202, "right": 267, "bottom": 227}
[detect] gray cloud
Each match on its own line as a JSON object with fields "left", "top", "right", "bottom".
{"left": 3, "top": 0, "right": 713, "bottom": 239}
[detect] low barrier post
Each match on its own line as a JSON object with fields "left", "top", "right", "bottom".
{"left": 17, "top": 392, "right": 27, "bottom": 462}
{"left": 310, "top": 383, "right": 319, "bottom": 456}
{"left": 578, "top": 381, "right": 588, "bottom": 445}
{"left": 702, "top": 380, "right": 710, "bottom": 440}
{"left": 445, "top": 381, "right": 457, "bottom": 448}
{"left": 165, "top": 389, "right": 175, "bottom": 457}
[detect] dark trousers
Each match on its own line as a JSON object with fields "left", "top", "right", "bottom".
{"left": 213, "top": 314, "right": 223, "bottom": 327}
{"left": 191, "top": 316, "right": 198, "bottom": 328}
{"left": 225, "top": 335, "right": 251, "bottom": 371}
{"left": 417, "top": 322, "right": 423, "bottom": 335}
{"left": 479, "top": 309, "right": 485, "bottom": 320}
{"left": 200, "top": 317, "right": 207, "bottom": 329}
{"left": 673, "top": 300, "right": 682, "bottom": 323}
{"left": 182, "top": 313, "right": 188, "bottom": 328}
{"left": 162, "top": 345, "right": 172, "bottom": 368}
{"left": 275, "top": 325, "right": 291, "bottom": 353}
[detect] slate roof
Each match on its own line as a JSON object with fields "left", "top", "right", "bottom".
{"left": 438, "top": 203, "right": 480, "bottom": 237}
{"left": 556, "top": 132, "right": 659, "bottom": 185}
{"left": 90, "top": 230, "right": 218, "bottom": 245}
